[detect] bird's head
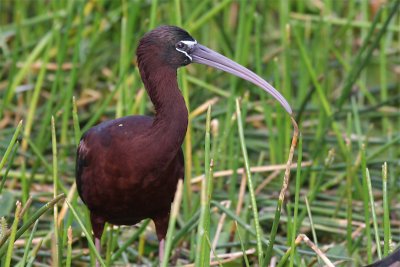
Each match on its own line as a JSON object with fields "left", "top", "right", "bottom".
{"left": 137, "top": 25, "right": 196, "bottom": 69}
{"left": 137, "top": 25, "right": 292, "bottom": 114}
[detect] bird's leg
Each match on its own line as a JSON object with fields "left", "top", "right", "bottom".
{"left": 159, "top": 238, "right": 165, "bottom": 262}
{"left": 153, "top": 213, "right": 169, "bottom": 265}
{"left": 90, "top": 213, "right": 105, "bottom": 267}
{"left": 95, "top": 237, "right": 101, "bottom": 267}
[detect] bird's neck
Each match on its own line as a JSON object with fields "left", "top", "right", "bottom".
{"left": 141, "top": 65, "right": 188, "bottom": 147}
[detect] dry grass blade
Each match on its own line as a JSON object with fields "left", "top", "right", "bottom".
{"left": 279, "top": 116, "right": 299, "bottom": 202}
{"left": 191, "top": 161, "right": 311, "bottom": 184}
{"left": 295, "top": 234, "right": 334, "bottom": 267}
{"left": 265, "top": 116, "right": 299, "bottom": 265}
{"left": 255, "top": 169, "right": 281, "bottom": 195}
{"left": 57, "top": 182, "right": 76, "bottom": 226}
{"left": 211, "top": 201, "right": 230, "bottom": 254}
{"left": 227, "top": 173, "right": 246, "bottom": 243}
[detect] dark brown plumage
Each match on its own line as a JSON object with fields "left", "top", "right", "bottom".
{"left": 76, "top": 116, "right": 185, "bottom": 240}
{"left": 76, "top": 25, "right": 292, "bottom": 265}
{"left": 76, "top": 26, "right": 191, "bottom": 263}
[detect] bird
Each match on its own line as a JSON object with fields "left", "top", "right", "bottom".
{"left": 75, "top": 25, "right": 292, "bottom": 265}
{"left": 365, "top": 247, "right": 400, "bottom": 267}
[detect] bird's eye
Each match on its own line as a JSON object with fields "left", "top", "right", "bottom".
{"left": 176, "top": 42, "right": 186, "bottom": 50}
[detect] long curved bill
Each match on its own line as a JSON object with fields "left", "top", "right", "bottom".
{"left": 191, "top": 44, "right": 292, "bottom": 115}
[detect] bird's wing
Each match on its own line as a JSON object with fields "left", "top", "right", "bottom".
{"left": 76, "top": 133, "right": 90, "bottom": 204}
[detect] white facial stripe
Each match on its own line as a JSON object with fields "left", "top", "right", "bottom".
{"left": 181, "top": 40, "right": 197, "bottom": 46}
{"left": 178, "top": 50, "right": 192, "bottom": 61}
{"left": 176, "top": 40, "right": 197, "bottom": 61}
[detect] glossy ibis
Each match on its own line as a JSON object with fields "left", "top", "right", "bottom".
{"left": 76, "top": 25, "right": 292, "bottom": 264}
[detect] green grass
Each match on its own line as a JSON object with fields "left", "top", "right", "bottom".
{"left": 1, "top": 0, "right": 399, "bottom": 266}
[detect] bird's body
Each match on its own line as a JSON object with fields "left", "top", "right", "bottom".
{"left": 75, "top": 25, "right": 291, "bottom": 265}
{"left": 76, "top": 115, "right": 185, "bottom": 240}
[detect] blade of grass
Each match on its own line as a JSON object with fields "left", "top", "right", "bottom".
{"left": 149, "top": 0, "right": 159, "bottom": 29}
{"left": 361, "top": 145, "right": 372, "bottom": 263}
{"left": 236, "top": 98, "right": 263, "bottom": 266}
{"left": 382, "top": 162, "right": 391, "bottom": 256}
{"left": 20, "top": 42, "right": 50, "bottom": 153}
{"left": 24, "top": 137, "right": 52, "bottom": 172}
{"left": 72, "top": 96, "right": 81, "bottom": 146}
{"left": 0, "top": 198, "right": 30, "bottom": 249}
{"left": 19, "top": 219, "right": 39, "bottom": 266}
{"left": 4, "top": 201, "right": 21, "bottom": 267}
{"left": 182, "top": 70, "right": 193, "bottom": 221}
{"left": 289, "top": 135, "right": 303, "bottom": 267}
{"left": 264, "top": 116, "right": 299, "bottom": 266}
{"left": 105, "top": 225, "right": 115, "bottom": 266}
{"left": 65, "top": 226, "right": 72, "bottom": 267}
{"left": 186, "top": 0, "right": 232, "bottom": 32}
{"left": 173, "top": 0, "right": 182, "bottom": 26}
{"left": 186, "top": 76, "right": 230, "bottom": 98}
{"left": 51, "top": 116, "right": 60, "bottom": 267}
{"left": 305, "top": 196, "right": 320, "bottom": 265}
{"left": 110, "top": 219, "right": 150, "bottom": 264}
{"left": 366, "top": 168, "right": 382, "bottom": 259}
{"left": 279, "top": 2, "right": 291, "bottom": 155}
{"left": 60, "top": 1, "right": 84, "bottom": 154}
{"left": 0, "top": 120, "right": 23, "bottom": 172}
{"left": 171, "top": 210, "right": 200, "bottom": 247}
{"left": 25, "top": 238, "right": 43, "bottom": 267}
{"left": 346, "top": 113, "right": 353, "bottom": 254}
{"left": 66, "top": 200, "right": 106, "bottom": 267}
{"left": 161, "top": 179, "right": 184, "bottom": 267}
{"left": 195, "top": 105, "right": 213, "bottom": 266}
{"left": 0, "top": 141, "right": 19, "bottom": 194}
{"left": 206, "top": 234, "right": 223, "bottom": 267}
{"left": 2, "top": 32, "right": 53, "bottom": 116}
{"left": 235, "top": 221, "right": 250, "bottom": 267}
{"left": 367, "top": 135, "right": 400, "bottom": 161}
